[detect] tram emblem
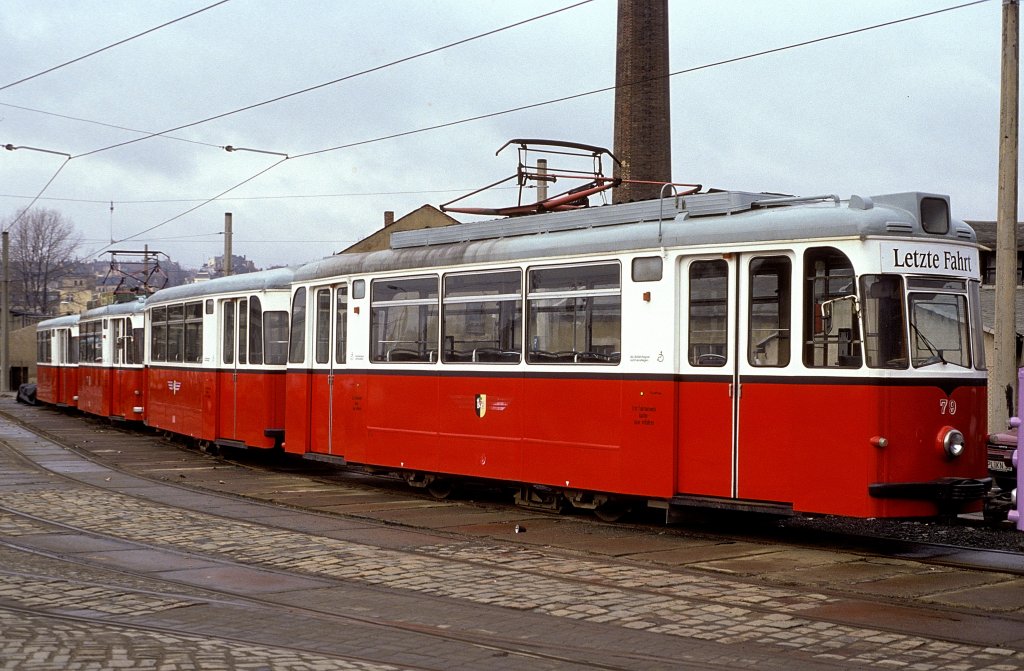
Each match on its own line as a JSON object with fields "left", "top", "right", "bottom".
{"left": 167, "top": 380, "right": 182, "bottom": 395}
{"left": 475, "top": 394, "right": 486, "bottom": 418}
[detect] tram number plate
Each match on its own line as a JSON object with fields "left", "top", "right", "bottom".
{"left": 988, "top": 459, "right": 1012, "bottom": 472}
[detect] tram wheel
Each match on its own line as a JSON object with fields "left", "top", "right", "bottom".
{"left": 426, "top": 478, "right": 454, "bottom": 500}
{"left": 593, "top": 499, "right": 633, "bottom": 523}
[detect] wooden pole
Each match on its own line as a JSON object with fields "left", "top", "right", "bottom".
{"left": 993, "top": 0, "right": 1019, "bottom": 431}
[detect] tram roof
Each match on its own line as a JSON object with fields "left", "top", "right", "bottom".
{"left": 146, "top": 266, "right": 295, "bottom": 306}
{"left": 80, "top": 297, "right": 146, "bottom": 321}
{"left": 295, "top": 191, "right": 977, "bottom": 282}
{"left": 37, "top": 313, "right": 80, "bottom": 329}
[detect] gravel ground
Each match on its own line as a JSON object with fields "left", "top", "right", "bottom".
{"left": 780, "top": 513, "right": 1024, "bottom": 553}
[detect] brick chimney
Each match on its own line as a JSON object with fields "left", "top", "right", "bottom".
{"left": 384, "top": 210, "right": 395, "bottom": 228}
{"left": 612, "top": 0, "right": 671, "bottom": 204}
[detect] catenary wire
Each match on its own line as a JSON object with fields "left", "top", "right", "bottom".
{"left": 72, "top": 1, "right": 595, "bottom": 160}
{"left": 21, "top": 0, "right": 995, "bottom": 256}
{"left": 0, "top": 102, "right": 222, "bottom": 149}
{"left": 0, "top": 1, "right": 232, "bottom": 92}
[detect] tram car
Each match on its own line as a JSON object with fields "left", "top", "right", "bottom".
{"left": 143, "top": 267, "right": 293, "bottom": 450}
{"left": 35, "top": 313, "right": 80, "bottom": 408}
{"left": 284, "top": 189, "right": 990, "bottom": 519}
{"left": 76, "top": 298, "right": 147, "bottom": 421}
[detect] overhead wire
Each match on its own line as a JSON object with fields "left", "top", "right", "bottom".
{"left": 0, "top": 0, "right": 232, "bottom": 92}
{"left": 0, "top": 102, "right": 222, "bottom": 149}
{"left": 72, "top": 0, "right": 596, "bottom": 160}
{"left": 14, "top": 0, "right": 993, "bottom": 257}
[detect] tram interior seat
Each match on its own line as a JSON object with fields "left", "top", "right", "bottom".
{"left": 387, "top": 348, "right": 435, "bottom": 362}
{"left": 528, "top": 350, "right": 621, "bottom": 364}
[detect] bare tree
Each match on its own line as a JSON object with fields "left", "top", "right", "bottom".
{"left": 6, "top": 208, "right": 82, "bottom": 315}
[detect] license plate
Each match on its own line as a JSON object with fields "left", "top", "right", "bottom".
{"left": 989, "top": 459, "right": 1012, "bottom": 472}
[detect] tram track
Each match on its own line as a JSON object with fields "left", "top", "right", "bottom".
{"left": 0, "top": 448, "right": 749, "bottom": 671}
{"left": 3, "top": 401, "right": 1024, "bottom": 668}
{"left": 3, "top": 398, "right": 1023, "bottom": 579}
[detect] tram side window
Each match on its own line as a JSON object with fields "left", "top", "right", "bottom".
{"left": 68, "top": 333, "right": 79, "bottom": 364}
{"left": 184, "top": 302, "right": 203, "bottom": 363}
{"left": 132, "top": 324, "right": 144, "bottom": 364}
{"left": 288, "top": 288, "right": 307, "bottom": 364}
{"left": 79, "top": 321, "right": 102, "bottom": 363}
{"left": 442, "top": 270, "right": 521, "bottom": 364}
{"left": 116, "top": 319, "right": 128, "bottom": 364}
{"left": 371, "top": 276, "right": 439, "bottom": 363}
{"left": 237, "top": 299, "right": 248, "bottom": 365}
{"left": 803, "top": 248, "right": 862, "bottom": 368}
{"left": 335, "top": 286, "right": 347, "bottom": 364}
{"left": 249, "top": 296, "right": 264, "bottom": 364}
{"left": 223, "top": 300, "right": 235, "bottom": 364}
{"left": 688, "top": 260, "right": 728, "bottom": 367}
{"left": 527, "top": 263, "right": 621, "bottom": 364}
{"left": 315, "top": 288, "right": 331, "bottom": 364}
{"left": 264, "top": 310, "right": 289, "bottom": 365}
{"left": 151, "top": 307, "right": 168, "bottom": 362}
{"left": 860, "top": 275, "right": 907, "bottom": 369}
{"left": 166, "top": 305, "right": 184, "bottom": 362}
{"left": 37, "top": 331, "right": 52, "bottom": 364}
{"left": 748, "top": 257, "right": 791, "bottom": 367}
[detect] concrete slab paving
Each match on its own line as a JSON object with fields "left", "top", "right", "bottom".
{"left": 921, "top": 577, "right": 1024, "bottom": 613}
{"left": 688, "top": 548, "right": 860, "bottom": 577}
{"left": 854, "top": 567, "right": 1012, "bottom": 599}
{"left": 80, "top": 548, "right": 222, "bottom": 573}
{"left": 156, "top": 564, "right": 333, "bottom": 594}
{"left": 11, "top": 532, "right": 136, "bottom": 554}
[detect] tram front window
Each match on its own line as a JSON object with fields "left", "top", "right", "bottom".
{"left": 861, "top": 275, "right": 973, "bottom": 369}
{"left": 861, "top": 275, "right": 907, "bottom": 369}
{"left": 907, "top": 290, "right": 971, "bottom": 368}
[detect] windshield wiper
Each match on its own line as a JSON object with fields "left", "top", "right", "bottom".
{"left": 909, "top": 321, "right": 948, "bottom": 366}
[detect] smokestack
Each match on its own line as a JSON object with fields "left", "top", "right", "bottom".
{"left": 612, "top": 0, "right": 671, "bottom": 204}
{"left": 384, "top": 210, "right": 395, "bottom": 228}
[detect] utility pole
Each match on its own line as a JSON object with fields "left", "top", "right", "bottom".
{"left": 224, "top": 212, "right": 233, "bottom": 277}
{"left": 1, "top": 231, "right": 9, "bottom": 394}
{"left": 994, "top": 0, "right": 1019, "bottom": 431}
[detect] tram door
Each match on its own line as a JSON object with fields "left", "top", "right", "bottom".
{"left": 678, "top": 253, "right": 793, "bottom": 502}
{"left": 310, "top": 284, "right": 348, "bottom": 455}
{"left": 678, "top": 257, "right": 737, "bottom": 498}
{"left": 111, "top": 317, "right": 128, "bottom": 414}
{"left": 220, "top": 298, "right": 246, "bottom": 441}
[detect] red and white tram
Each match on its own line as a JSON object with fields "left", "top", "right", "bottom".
{"left": 76, "top": 298, "right": 147, "bottom": 421}
{"left": 143, "top": 268, "right": 293, "bottom": 450}
{"left": 35, "top": 314, "right": 80, "bottom": 408}
{"left": 284, "top": 191, "right": 990, "bottom": 519}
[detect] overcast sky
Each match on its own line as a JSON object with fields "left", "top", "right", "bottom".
{"left": 0, "top": 0, "right": 1009, "bottom": 270}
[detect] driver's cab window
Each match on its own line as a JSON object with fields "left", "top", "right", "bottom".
{"left": 804, "top": 247, "right": 862, "bottom": 368}
{"left": 748, "top": 256, "right": 791, "bottom": 367}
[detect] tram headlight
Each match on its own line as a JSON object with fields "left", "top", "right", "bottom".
{"left": 939, "top": 427, "right": 966, "bottom": 458}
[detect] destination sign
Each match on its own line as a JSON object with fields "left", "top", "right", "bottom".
{"left": 879, "top": 242, "right": 979, "bottom": 278}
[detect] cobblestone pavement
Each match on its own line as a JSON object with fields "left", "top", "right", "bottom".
{"left": 1, "top": 411, "right": 1024, "bottom": 669}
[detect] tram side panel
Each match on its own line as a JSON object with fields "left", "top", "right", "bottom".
{"left": 36, "top": 364, "right": 59, "bottom": 405}
{"left": 111, "top": 367, "right": 146, "bottom": 421}
{"left": 676, "top": 375, "right": 733, "bottom": 499}
{"left": 55, "top": 367, "right": 79, "bottom": 407}
{"left": 146, "top": 366, "right": 215, "bottom": 441}
{"left": 364, "top": 372, "right": 441, "bottom": 473}
{"left": 435, "top": 373, "right": 524, "bottom": 482}
{"left": 77, "top": 364, "right": 113, "bottom": 418}
{"left": 214, "top": 369, "right": 283, "bottom": 449}
{"left": 284, "top": 370, "right": 314, "bottom": 454}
